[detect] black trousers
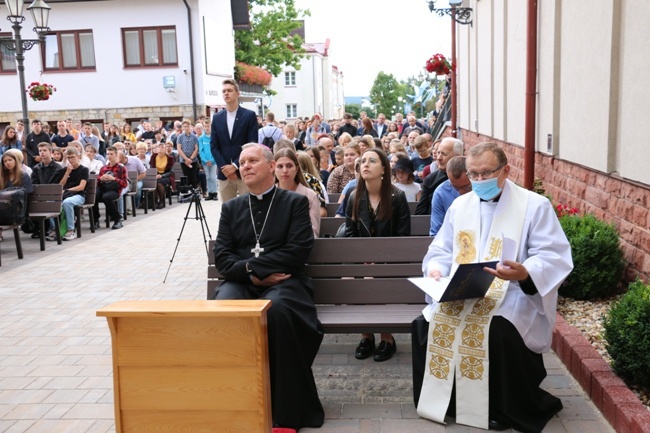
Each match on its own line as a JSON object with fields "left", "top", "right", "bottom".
{"left": 93, "top": 189, "right": 121, "bottom": 222}
{"left": 412, "top": 315, "right": 562, "bottom": 433}
{"left": 181, "top": 161, "right": 199, "bottom": 188}
{"left": 215, "top": 280, "right": 325, "bottom": 430}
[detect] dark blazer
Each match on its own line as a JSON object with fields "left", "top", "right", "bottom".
{"left": 210, "top": 106, "right": 258, "bottom": 181}
{"left": 374, "top": 123, "right": 389, "bottom": 138}
{"left": 415, "top": 169, "right": 448, "bottom": 215}
{"left": 344, "top": 187, "right": 411, "bottom": 237}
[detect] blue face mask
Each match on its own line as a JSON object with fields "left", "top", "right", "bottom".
{"left": 471, "top": 177, "right": 503, "bottom": 201}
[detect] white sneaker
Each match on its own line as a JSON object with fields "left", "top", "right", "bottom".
{"left": 63, "top": 230, "right": 76, "bottom": 241}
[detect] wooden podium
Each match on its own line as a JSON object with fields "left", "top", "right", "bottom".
{"left": 97, "top": 300, "right": 272, "bottom": 433}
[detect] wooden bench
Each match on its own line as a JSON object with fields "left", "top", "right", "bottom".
{"left": 28, "top": 184, "right": 63, "bottom": 250}
{"left": 207, "top": 236, "right": 432, "bottom": 334}
{"left": 97, "top": 300, "right": 272, "bottom": 433}
{"left": 325, "top": 201, "right": 419, "bottom": 217}
{"left": 319, "top": 215, "right": 431, "bottom": 237}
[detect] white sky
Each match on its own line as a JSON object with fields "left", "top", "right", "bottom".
{"left": 295, "top": 0, "right": 453, "bottom": 96}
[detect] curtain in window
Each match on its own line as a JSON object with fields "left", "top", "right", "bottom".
{"left": 143, "top": 30, "right": 158, "bottom": 64}
{"left": 61, "top": 33, "right": 77, "bottom": 68}
{"left": 79, "top": 33, "right": 95, "bottom": 67}
{"left": 1, "top": 45, "right": 16, "bottom": 70}
{"left": 124, "top": 30, "right": 140, "bottom": 65}
{"left": 45, "top": 34, "right": 59, "bottom": 69}
{"left": 161, "top": 29, "right": 177, "bottom": 64}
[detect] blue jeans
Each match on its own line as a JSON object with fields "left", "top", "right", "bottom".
{"left": 204, "top": 163, "right": 218, "bottom": 193}
{"left": 135, "top": 180, "right": 143, "bottom": 207}
{"left": 62, "top": 194, "right": 85, "bottom": 231}
{"left": 117, "top": 184, "right": 130, "bottom": 215}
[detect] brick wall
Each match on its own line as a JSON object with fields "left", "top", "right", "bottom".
{"left": 456, "top": 129, "right": 650, "bottom": 282}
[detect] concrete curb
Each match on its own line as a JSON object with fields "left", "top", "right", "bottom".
{"left": 552, "top": 313, "right": 650, "bottom": 433}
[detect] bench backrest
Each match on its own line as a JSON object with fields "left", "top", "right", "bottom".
{"left": 208, "top": 236, "right": 432, "bottom": 305}
{"left": 84, "top": 177, "right": 97, "bottom": 206}
{"left": 142, "top": 167, "right": 158, "bottom": 189}
{"left": 319, "top": 215, "right": 431, "bottom": 237}
{"left": 326, "top": 201, "right": 419, "bottom": 217}
{"left": 28, "top": 184, "right": 63, "bottom": 214}
{"left": 127, "top": 170, "right": 138, "bottom": 194}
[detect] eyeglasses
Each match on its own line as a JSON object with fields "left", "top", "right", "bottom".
{"left": 466, "top": 164, "right": 505, "bottom": 180}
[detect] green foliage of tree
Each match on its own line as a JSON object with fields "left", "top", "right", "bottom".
{"left": 369, "top": 72, "right": 402, "bottom": 117}
{"left": 345, "top": 103, "right": 362, "bottom": 120}
{"left": 235, "top": 0, "right": 310, "bottom": 77}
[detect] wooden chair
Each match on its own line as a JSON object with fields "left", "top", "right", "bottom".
{"left": 74, "top": 177, "right": 97, "bottom": 239}
{"left": 0, "top": 222, "right": 24, "bottom": 265}
{"left": 328, "top": 192, "right": 341, "bottom": 203}
{"left": 123, "top": 170, "right": 138, "bottom": 220}
{"left": 28, "top": 184, "right": 63, "bottom": 251}
{"left": 141, "top": 168, "right": 159, "bottom": 214}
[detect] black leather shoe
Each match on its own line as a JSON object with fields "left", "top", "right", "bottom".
{"left": 94, "top": 220, "right": 101, "bottom": 230}
{"left": 354, "top": 337, "right": 375, "bottom": 360}
{"left": 373, "top": 340, "right": 397, "bottom": 362}
{"left": 111, "top": 220, "right": 123, "bottom": 230}
{"left": 31, "top": 232, "right": 40, "bottom": 239}
{"left": 156, "top": 202, "right": 164, "bottom": 209}
{"left": 488, "top": 419, "right": 511, "bottom": 431}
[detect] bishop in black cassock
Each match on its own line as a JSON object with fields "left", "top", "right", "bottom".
{"left": 212, "top": 143, "right": 324, "bottom": 431}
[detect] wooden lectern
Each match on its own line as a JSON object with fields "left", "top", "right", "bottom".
{"left": 97, "top": 300, "right": 272, "bottom": 433}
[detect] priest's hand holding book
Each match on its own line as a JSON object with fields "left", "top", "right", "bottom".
{"left": 484, "top": 260, "right": 529, "bottom": 282}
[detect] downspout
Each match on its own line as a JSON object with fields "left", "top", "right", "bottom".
{"left": 183, "top": 0, "right": 198, "bottom": 122}
{"left": 523, "top": 0, "right": 538, "bottom": 190}
{"left": 450, "top": 7, "right": 457, "bottom": 138}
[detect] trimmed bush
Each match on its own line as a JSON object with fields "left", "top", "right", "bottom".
{"left": 604, "top": 280, "right": 650, "bottom": 388}
{"left": 558, "top": 214, "right": 625, "bottom": 299}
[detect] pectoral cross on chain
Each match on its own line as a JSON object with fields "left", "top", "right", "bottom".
{"left": 251, "top": 242, "right": 264, "bottom": 258}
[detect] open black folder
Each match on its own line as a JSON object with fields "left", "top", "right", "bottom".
{"left": 409, "top": 261, "right": 499, "bottom": 303}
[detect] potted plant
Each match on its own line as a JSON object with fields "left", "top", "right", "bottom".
{"left": 425, "top": 54, "right": 452, "bottom": 76}
{"left": 26, "top": 82, "right": 57, "bottom": 101}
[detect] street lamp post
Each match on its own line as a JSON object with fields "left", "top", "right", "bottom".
{"left": 0, "top": 0, "right": 52, "bottom": 135}
{"left": 426, "top": 0, "right": 472, "bottom": 138}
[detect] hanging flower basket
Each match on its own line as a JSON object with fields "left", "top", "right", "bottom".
{"left": 425, "top": 53, "right": 452, "bottom": 76}
{"left": 234, "top": 62, "right": 273, "bottom": 87}
{"left": 26, "top": 82, "right": 56, "bottom": 101}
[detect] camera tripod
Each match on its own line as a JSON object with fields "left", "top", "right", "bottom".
{"left": 163, "top": 188, "right": 212, "bottom": 283}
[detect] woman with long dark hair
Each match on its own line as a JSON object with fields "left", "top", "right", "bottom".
{"left": 0, "top": 126, "right": 22, "bottom": 156}
{"left": 345, "top": 148, "right": 410, "bottom": 362}
{"left": 274, "top": 148, "right": 321, "bottom": 237}
{"left": 360, "top": 117, "right": 378, "bottom": 137}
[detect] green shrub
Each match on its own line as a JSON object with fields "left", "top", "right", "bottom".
{"left": 604, "top": 280, "right": 650, "bottom": 388}
{"left": 558, "top": 214, "right": 625, "bottom": 299}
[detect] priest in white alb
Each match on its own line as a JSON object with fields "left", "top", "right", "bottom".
{"left": 411, "top": 142, "right": 573, "bottom": 432}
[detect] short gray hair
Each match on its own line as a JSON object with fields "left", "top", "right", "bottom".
{"left": 442, "top": 137, "right": 464, "bottom": 156}
{"left": 241, "top": 142, "right": 273, "bottom": 162}
{"left": 447, "top": 156, "right": 466, "bottom": 179}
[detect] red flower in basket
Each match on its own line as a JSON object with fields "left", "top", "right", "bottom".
{"left": 26, "top": 82, "right": 57, "bottom": 101}
{"left": 425, "top": 53, "right": 452, "bottom": 76}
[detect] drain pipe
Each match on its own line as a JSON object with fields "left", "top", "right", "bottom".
{"left": 523, "top": 0, "right": 538, "bottom": 190}
{"left": 182, "top": 0, "right": 198, "bottom": 122}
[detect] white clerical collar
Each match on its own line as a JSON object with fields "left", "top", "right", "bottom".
{"left": 252, "top": 185, "right": 275, "bottom": 200}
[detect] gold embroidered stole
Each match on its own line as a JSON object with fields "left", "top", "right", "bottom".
{"left": 417, "top": 183, "right": 529, "bottom": 429}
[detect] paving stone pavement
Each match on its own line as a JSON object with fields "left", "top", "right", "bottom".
{"left": 0, "top": 199, "right": 615, "bottom": 432}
